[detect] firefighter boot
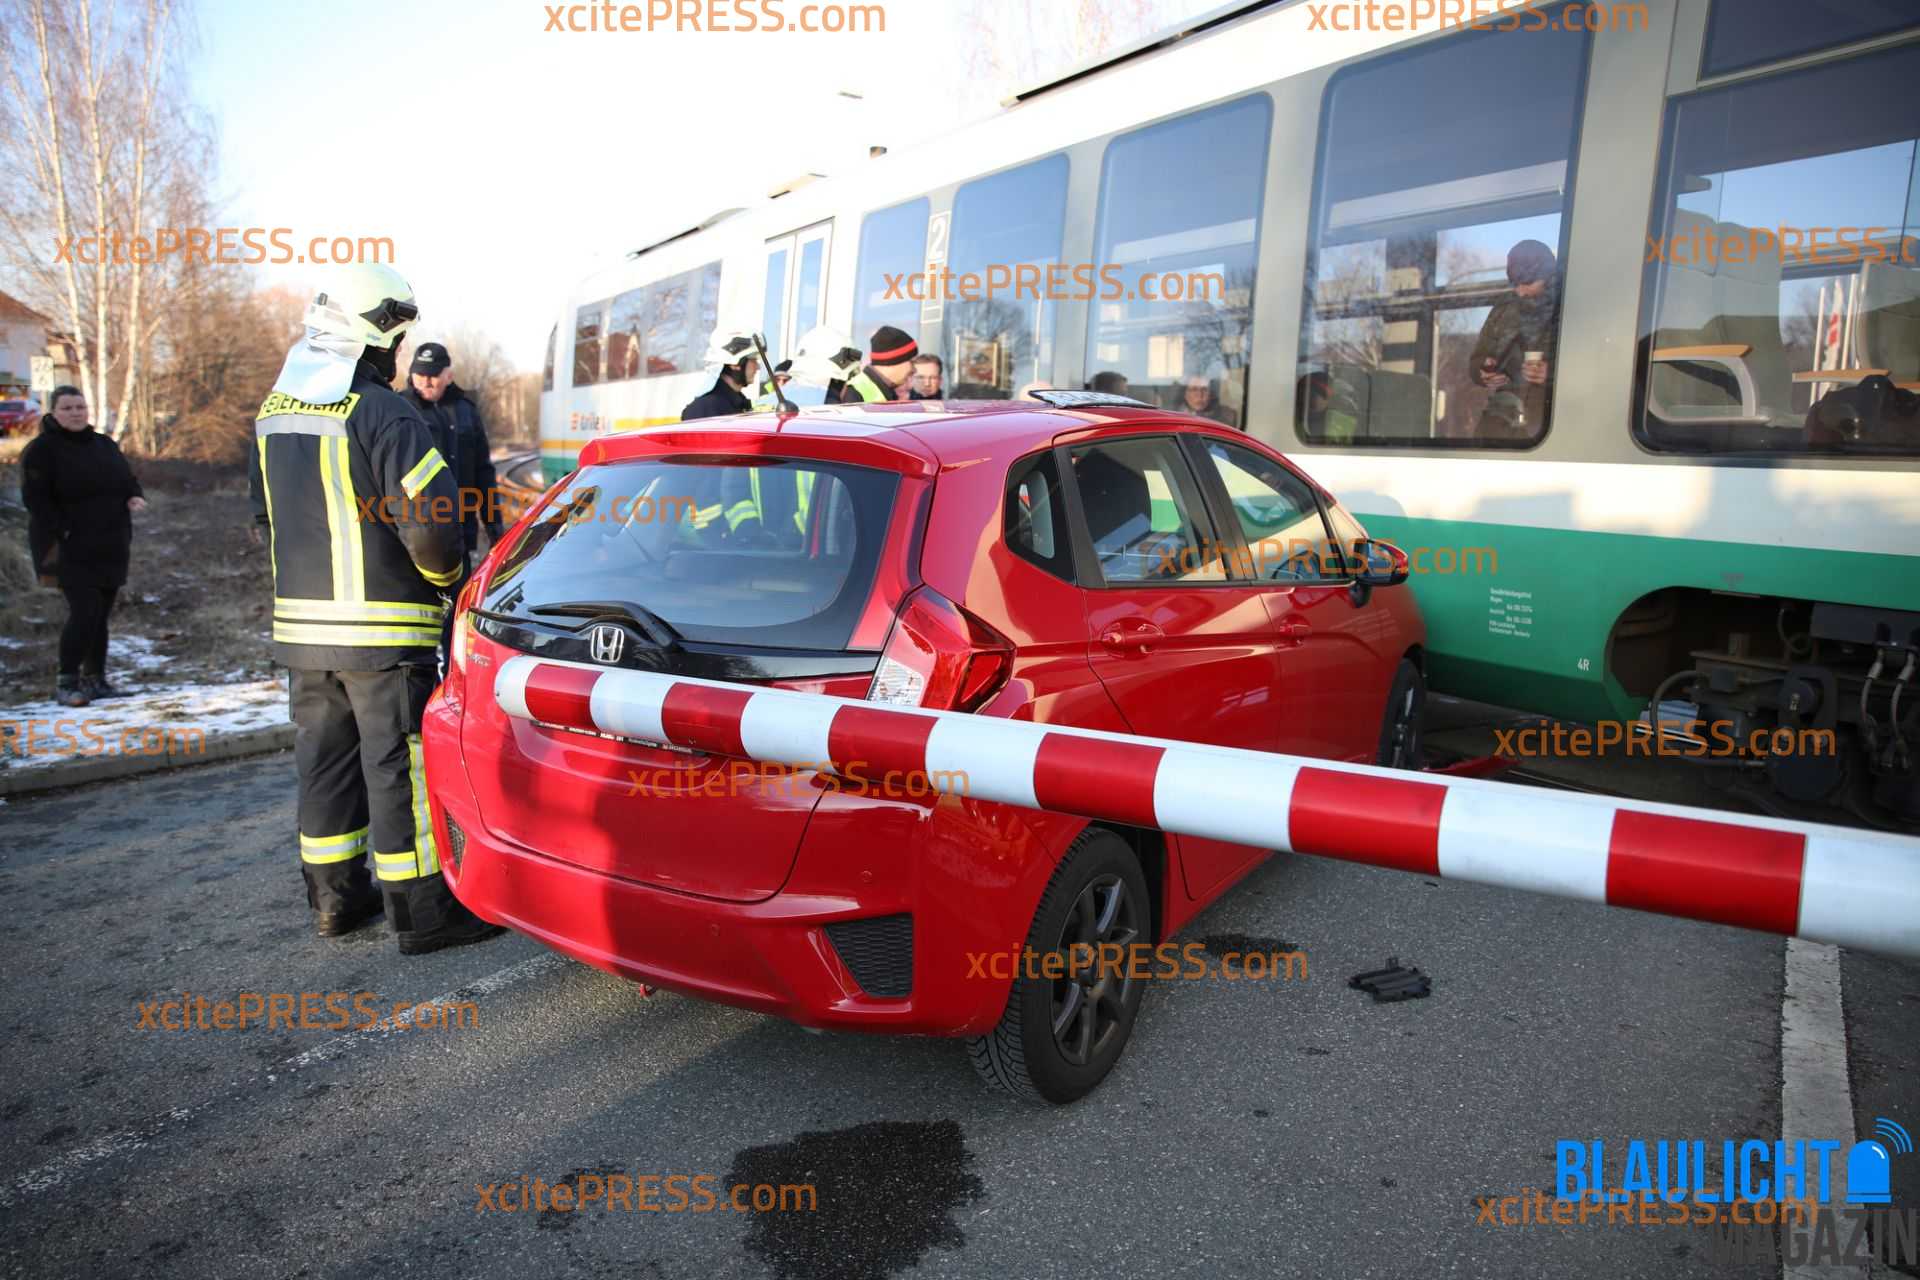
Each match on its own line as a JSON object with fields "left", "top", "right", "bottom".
{"left": 387, "top": 873, "right": 505, "bottom": 956}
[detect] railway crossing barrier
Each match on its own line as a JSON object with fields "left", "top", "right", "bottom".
{"left": 493, "top": 656, "right": 1920, "bottom": 960}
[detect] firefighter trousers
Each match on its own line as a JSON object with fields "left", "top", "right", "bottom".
{"left": 290, "top": 663, "right": 463, "bottom": 935}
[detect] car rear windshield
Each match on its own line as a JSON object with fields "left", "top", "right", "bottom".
{"left": 479, "top": 456, "right": 901, "bottom": 650}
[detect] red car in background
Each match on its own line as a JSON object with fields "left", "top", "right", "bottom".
{"left": 0, "top": 397, "right": 42, "bottom": 436}
{"left": 424, "top": 395, "right": 1425, "bottom": 1103}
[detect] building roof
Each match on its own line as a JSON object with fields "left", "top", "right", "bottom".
{"left": 0, "top": 290, "right": 51, "bottom": 325}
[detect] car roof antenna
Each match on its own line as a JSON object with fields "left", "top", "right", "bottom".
{"left": 754, "top": 332, "right": 798, "bottom": 424}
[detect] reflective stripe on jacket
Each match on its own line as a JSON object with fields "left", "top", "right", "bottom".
{"left": 249, "top": 364, "right": 464, "bottom": 670}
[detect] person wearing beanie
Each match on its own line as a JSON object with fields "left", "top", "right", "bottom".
{"left": 837, "top": 325, "right": 918, "bottom": 403}
{"left": 1469, "top": 238, "right": 1561, "bottom": 438}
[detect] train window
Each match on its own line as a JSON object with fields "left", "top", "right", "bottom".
{"left": 1702, "top": 0, "right": 1917, "bottom": 78}
{"left": 1088, "top": 97, "right": 1269, "bottom": 427}
{"left": 1297, "top": 12, "right": 1591, "bottom": 448}
{"left": 1637, "top": 41, "right": 1920, "bottom": 456}
{"left": 573, "top": 299, "right": 607, "bottom": 387}
{"left": 644, "top": 273, "right": 693, "bottom": 377}
{"left": 796, "top": 239, "right": 825, "bottom": 337}
{"left": 606, "top": 287, "right": 646, "bottom": 382}
{"left": 851, "top": 196, "right": 929, "bottom": 352}
{"left": 696, "top": 262, "right": 721, "bottom": 366}
{"left": 542, "top": 325, "right": 555, "bottom": 392}
{"left": 947, "top": 154, "right": 1069, "bottom": 398}
{"left": 762, "top": 247, "right": 789, "bottom": 366}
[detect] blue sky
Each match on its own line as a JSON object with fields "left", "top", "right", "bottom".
{"left": 189, "top": 0, "right": 1218, "bottom": 368}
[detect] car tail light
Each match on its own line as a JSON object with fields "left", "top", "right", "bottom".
{"left": 445, "top": 554, "right": 496, "bottom": 691}
{"left": 867, "top": 587, "right": 1013, "bottom": 713}
{"left": 449, "top": 575, "right": 484, "bottom": 676}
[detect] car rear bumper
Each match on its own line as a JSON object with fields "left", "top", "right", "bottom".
{"left": 425, "top": 697, "right": 1066, "bottom": 1037}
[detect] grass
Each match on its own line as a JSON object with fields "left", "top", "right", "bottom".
{"left": 0, "top": 441, "right": 276, "bottom": 703}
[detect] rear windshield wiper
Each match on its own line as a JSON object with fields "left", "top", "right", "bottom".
{"left": 525, "top": 600, "right": 683, "bottom": 648}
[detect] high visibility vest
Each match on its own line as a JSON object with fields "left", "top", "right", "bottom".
{"left": 846, "top": 371, "right": 890, "bottom": 403}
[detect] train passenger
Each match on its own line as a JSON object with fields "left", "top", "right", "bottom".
{"left": 1470, "top": 239, "right": 1560, "bottom": 438}
{"left": 909, "top": 354, "right": 945, "bottom": 400}
{"left": 1179, "top": 372, "right": 1236, "bottom": 425}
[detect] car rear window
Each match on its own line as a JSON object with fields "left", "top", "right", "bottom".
{"left": 480, "top": 456, "right": 901, "bottom": 649}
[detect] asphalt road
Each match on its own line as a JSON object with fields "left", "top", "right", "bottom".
{"left": 2, "top": 750, "right": 1916, "bottom": 1280}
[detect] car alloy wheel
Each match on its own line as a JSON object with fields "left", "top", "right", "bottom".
{"left": 1049, "top": 873, "right": 1140, "bottom": 1066}
{"left": 967, "top": 828, "right": 1151, "bottom": 1104}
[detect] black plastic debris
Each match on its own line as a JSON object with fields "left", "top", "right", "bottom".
{"left": 1349, "top": 956, "right": 1431, "bottom": 1002}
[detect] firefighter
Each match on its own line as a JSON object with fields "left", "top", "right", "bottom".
{"left": 790, "top": 326, "right": 864, "bottom": 405}
{"left": 249, "top": 263, "right": 503, "bottom": 954}
{"left": 836, "top": 325, "right": 917, "bottom": 403}
{"left": 680, "top": 330, "right": 760, "bottom": 420}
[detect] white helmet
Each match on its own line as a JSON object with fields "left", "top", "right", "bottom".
{"left": 304, "top": 262, "right": 420, "bottom": 348}
{"left": 788, "top": 325, "right": 862, "bottom": 385}
{"left": 704, "top": 328, "right": 762, "bottom": 372}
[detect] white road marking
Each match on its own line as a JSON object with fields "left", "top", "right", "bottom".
{"left": 0, "top": 952, "right": 567, "bottom": 1208}
{"left": 1779, "top": 938, "right": 1863, "bottom": 1279}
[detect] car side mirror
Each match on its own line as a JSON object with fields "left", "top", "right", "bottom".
{"left": 1354, "top": 538, "right": 1409, "bottom": 587}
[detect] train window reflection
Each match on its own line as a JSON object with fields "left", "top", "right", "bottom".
{"left": 1702, "top": 0, "right": 1916, "bottom": 78}
{"left": 852, "top": 197, "right": 929, "bottom": 351}
{"left": 1088, "top": 95, "right": 1270, "bottom": 428}
{"left": 1297, "top": 13, "right": 1591, "bottom": 448}
{"left": 573, "top": 299, "right": 607, "bottom": 388}
{"left": 947, "top": 154, "right": 1068, "bottom": 398}
{"left": 1637, "top": 41, "right": 1920, "bottom": 456}
{"left": 600, "top": 263, "right": 716, "bottom": 383}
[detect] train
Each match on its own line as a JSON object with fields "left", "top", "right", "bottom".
{"left": 534, "top": 0, "right": 1920, "bottom": 829}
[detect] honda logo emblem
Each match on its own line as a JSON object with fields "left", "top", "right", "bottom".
{"left": 588, "top": 624, "right": 626, "bottom": 665}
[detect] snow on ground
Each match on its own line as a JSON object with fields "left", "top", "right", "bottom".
{"left": 1, "top": 633, "right": 288, "bottom": 775}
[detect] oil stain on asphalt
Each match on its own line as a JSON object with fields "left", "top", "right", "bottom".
{"left": 726, "top": 1118, "right": 985, "bottom": 1280}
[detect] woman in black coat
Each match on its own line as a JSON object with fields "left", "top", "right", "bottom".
{"left": 21, "top": 385, "right": 147, "bottom": 707}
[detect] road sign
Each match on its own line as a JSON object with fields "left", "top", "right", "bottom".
{"left": 29, "top": 356, "right": 54, "bottom": 394}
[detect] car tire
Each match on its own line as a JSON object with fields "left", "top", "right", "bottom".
{"left": 967, "top": 827, "right": 1150, "bottom": 1105}
{"left": 1375, "top": 657, "right": 1426, "bottom": 769}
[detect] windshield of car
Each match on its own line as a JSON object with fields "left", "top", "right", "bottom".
{"left": 479, "top": 456, "right": 901, "bottom": 650}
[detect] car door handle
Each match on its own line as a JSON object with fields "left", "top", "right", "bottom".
{"left": 1100, "top": 621, "right": 1164, "bottom": 654}
{"left": 1276, "top": 620, "right": 1313, "bottom": 642}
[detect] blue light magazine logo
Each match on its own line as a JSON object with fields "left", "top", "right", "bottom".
{"left": 1552, "top": 1118, "right": 1914, "bottom": 1267}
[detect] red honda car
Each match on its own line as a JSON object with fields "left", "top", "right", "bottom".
{"left": 424, "top": 395, "right": 1425, "bottom": 1103}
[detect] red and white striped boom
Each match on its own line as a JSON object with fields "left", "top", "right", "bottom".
{"left": 493, "top": 657, "right": 1920, "bottom": 959}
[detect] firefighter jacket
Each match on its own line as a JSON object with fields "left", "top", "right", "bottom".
{"left": 249, "top": 361, "right": 464, "bottom": 670}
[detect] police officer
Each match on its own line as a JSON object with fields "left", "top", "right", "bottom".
{"left": 836, "top": 326, "right": 918, "bottom": 403}
{"left": 249, "top": 263, "right": 503, "bottom": 954}
{"left": 681, "top": 330, "right": 760, "bottom": 420}
{"left": 401, "top": 342, "right": 503, "bottom": 573}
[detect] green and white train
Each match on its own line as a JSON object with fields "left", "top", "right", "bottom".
{"left": 538, "top": 0, "right": 1920, "bottom": 827}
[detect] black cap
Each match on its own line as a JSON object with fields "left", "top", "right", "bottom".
{"left": 410, "top": 342, "right": 451, "bottom": 375}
